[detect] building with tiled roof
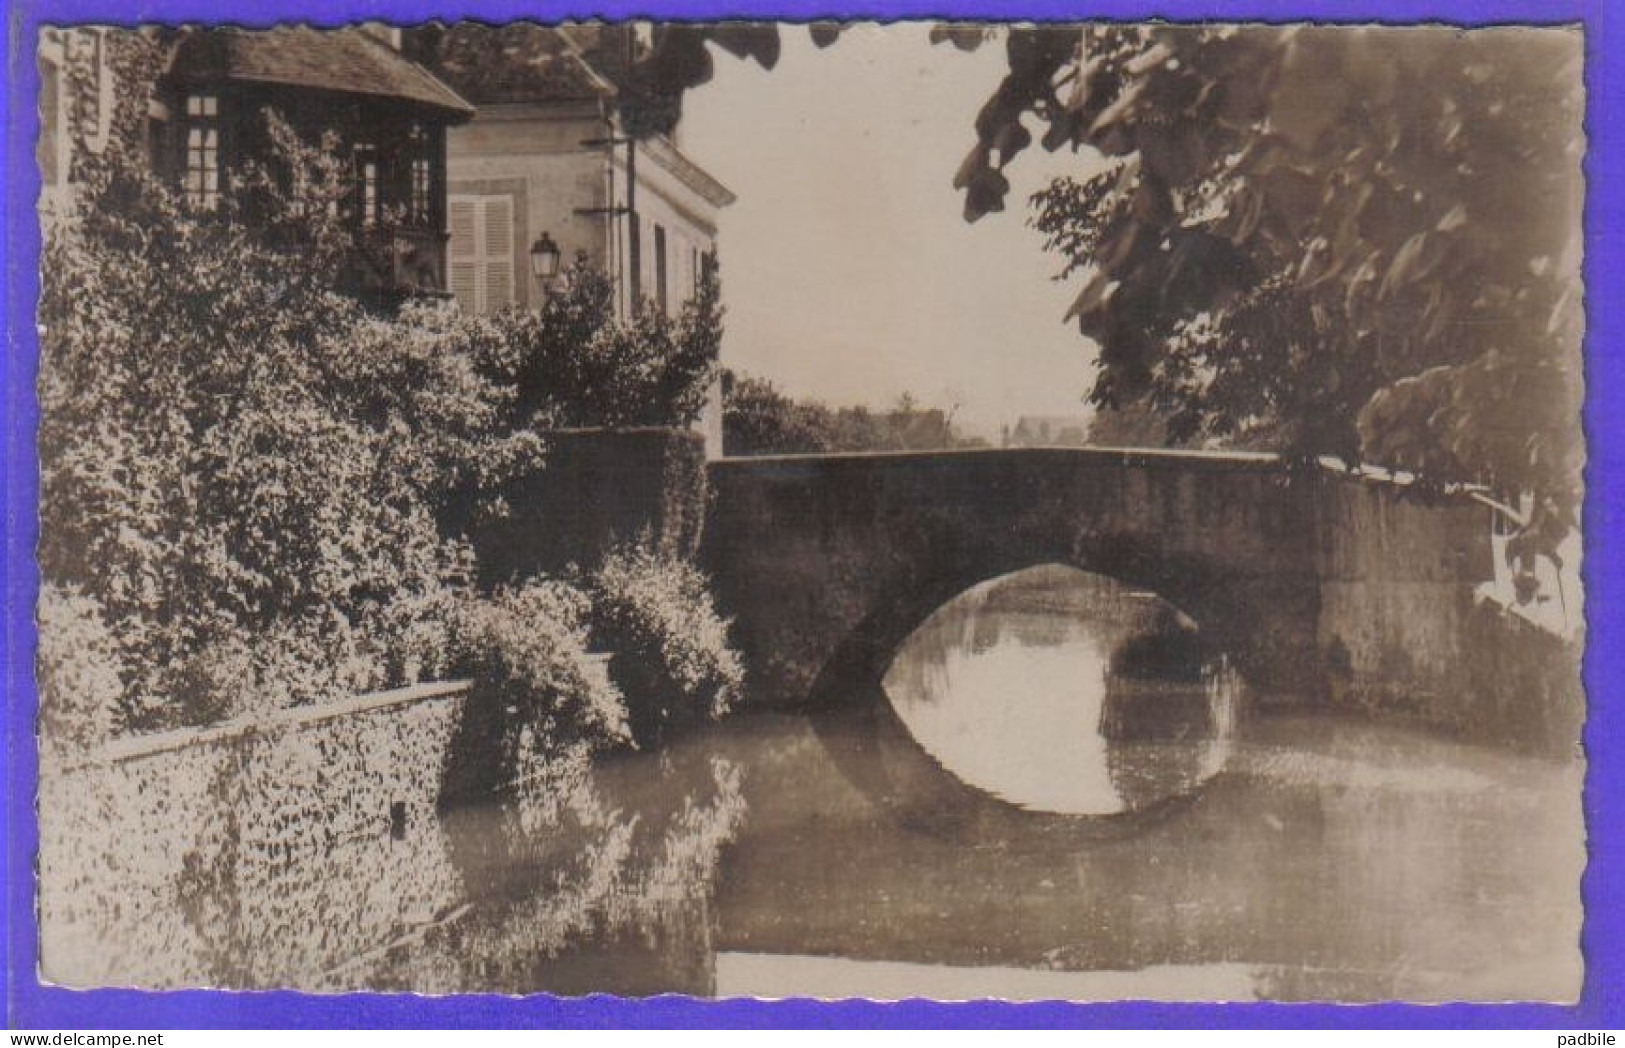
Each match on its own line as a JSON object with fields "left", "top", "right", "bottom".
{"left": 164, "top": 26, "right": 475, "bottom": 117}
{"left": 404, "top": 22, "right": 620, "bottom": 105}
{"left": 39, "top": 25, "right": 474, "bottom": 304}
{"left": 406, "top": 22, "right": 736, "bottom": 454}
{"left": 405, "top": 23, "right": 735, "bottom": 315}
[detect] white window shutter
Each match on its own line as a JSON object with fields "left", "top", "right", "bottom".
{"left": 449, "top": 262, "right": 479, "bottom": 314}
{"left": 448, "top": 198, "right": 477, "bottom": 258}
{"left": 447, "top": 194, "right": 513, "bottom": 314}
{"left": 483, "top": 196, "right": 514, "bottom": 311}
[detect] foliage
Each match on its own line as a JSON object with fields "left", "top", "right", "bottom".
{"left": 481, "top": 256, "right": 726, "bottom": 431}
{"left": 36, "top": 110, "right": 540, "bottom": 733}
{"left": 453, "top": 580, "right": 630, "bottom": 757}
{"left": 614, "top": 25, "right": 785, "bottom": 136}
{"left": 1084, "top": 396, "right": 1174, "bottom": 450}
{"left": 964, "top": 25, "right": 1582, "bottom": 543}
{"left": 588, "top": 543, "right": 744, "bottom": 747}
{"left": 416, "top": 22, "right": 829, "bottom": 137}
{"left": 36, "top": 583, "right": 125, "bottom": 752}
{"left": 723, "top": 372, "right": 985, "bottom": 455}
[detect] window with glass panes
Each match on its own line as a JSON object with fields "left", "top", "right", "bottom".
{"left": 354, "top": 144, "right": 379, "bottom": 226}
{"left": 409, "top": 123, "right": 433, "bottom": 226}
{"left": 183, "top": 94, "right": 220, "bottom": 209}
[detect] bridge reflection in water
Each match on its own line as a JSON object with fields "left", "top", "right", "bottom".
{"left": 706, "top": 565, "right": 1581, "bottom": 1002}
{"left": 880, "top": 564, "right": 1239, "bottom": 816}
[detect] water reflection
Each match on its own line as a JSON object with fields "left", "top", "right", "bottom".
{"left": 372, "top": 753, "right": 747, "bottom": 996}
{"left": 39, "top": 738, "right": 746, "bottom": 995}
{"left": 881, "top": 565, "right": 1241, "bottom": 816}
{"left": 709, "top": 709, "right": 1583, "bottom": 1003}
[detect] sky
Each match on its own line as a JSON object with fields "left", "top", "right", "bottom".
{"left": 681, "top": 24, "right": 1107, "bottom": 441}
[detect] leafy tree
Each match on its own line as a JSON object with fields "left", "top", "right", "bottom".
{"left": 723, "top": 372, "right": 983, "bottom": 455}
{"left": 629, "top": 23, "right": 1583, "bottom": 549}
{"left": 958, "top": 25, "right": 1584, "bottom": 547}
{"left": 723, "top": 373, "right": 846, "bottom": 455}
{"left": 485, "top": 254, "right": 726, "bottom": 431}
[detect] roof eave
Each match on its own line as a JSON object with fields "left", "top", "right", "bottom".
{"left": 203, "top": 72, "right": 476, "bottom": 122}
{"left": 641, "top": 135, "right": 736, "bottom": 209}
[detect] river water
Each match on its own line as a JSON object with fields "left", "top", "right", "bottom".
{"left": 367, "top": 564, "right": 1584, "bottom": 1002}
{"left": 53, "top": 565, "right": 1584, "bottom": 1001}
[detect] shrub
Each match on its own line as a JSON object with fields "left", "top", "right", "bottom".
{"left": 37, "top": 112, "right": 535, "bottom": 731}
{"left": 443, "top": 581, "right": 630, "bottom": 800}
{"left": 588, "top": 544, "right": 744, "bottom": 747}
{"left": 480, "top": 257, "right": 724, "bottom": 431}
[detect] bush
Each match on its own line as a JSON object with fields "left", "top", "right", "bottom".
{"left": 457, "top": 583, "right": 630, "bottom": 791}
{"left": 588, "top": 544, "right": 744, "bottom": 747}
{"left": 37, "top": 110, "right": 537, "bottom": 733}
{"left": 475, "top": 257, "right": 725, "bottom": 432}
{"left": 441, "top": 581, "right": 628, "bottom": 800}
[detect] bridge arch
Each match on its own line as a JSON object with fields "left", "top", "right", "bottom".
{"left": 699, "top": 445, "right": 1578, "bottom": 751}
{"left": 800, "top": 551, "right": 1249, "bottom": 713}
{"left": 703, "top": 448, "right": 1333, "bottom": 710}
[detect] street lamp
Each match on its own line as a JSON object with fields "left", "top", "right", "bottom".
{"left": 529, "top": 231, "right": 561, "bottom": 283}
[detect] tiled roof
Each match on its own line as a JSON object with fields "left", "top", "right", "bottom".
{"left": 168, "top": 27, "right": 475, "bottom": 118}
{"left": 406, "top": 23, "right": 622, "bottom": 105}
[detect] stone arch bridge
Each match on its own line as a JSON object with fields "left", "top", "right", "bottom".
{"left": 700, "top": 446, "right": 1549, "bottom": 736}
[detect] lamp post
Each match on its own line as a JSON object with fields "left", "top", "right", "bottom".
{"left": 529, "top": 231, "right": 561, "bottom": 301}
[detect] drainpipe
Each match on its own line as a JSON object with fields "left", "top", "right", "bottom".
{"left": 583, "top": 99, "right": 640, "bottom": 317}
{"left": 597, "top": 99, "right": 620, "bottom": 313}
{"left": 626, "top": 134, "right": 640, "bottom": 310}
{"left": 621, "top": 24, "right": 641, "bottom": 312}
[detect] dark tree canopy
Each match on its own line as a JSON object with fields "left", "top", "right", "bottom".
{"left": 962, "top": 25, "right": 1584, "bottom": 545}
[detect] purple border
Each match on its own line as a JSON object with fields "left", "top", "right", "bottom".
{"left": 4, "top": 0, "right": 1619, "bottom": 1029}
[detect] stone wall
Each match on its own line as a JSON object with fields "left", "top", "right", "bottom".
{"left": 468, "top": 427, "right": 707, "bottom": 587}
{"left": 38, "top": 681, "right": 473, "bottom": 988}
{"left": 36, "top": 673, "right": 746, "bottom": 993}
{"left": 1311, "top": 475, "right": 1582, "bottom": 752}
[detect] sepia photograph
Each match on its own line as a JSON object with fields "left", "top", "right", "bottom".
{"left": 26, "top": 17, "right": 1589, "bottom": 1007}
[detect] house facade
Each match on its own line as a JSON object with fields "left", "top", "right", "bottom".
{"left": 38, "top": 25, "right": 474, "bottom": 303}
{"left": 36, "top": 27, "right": 122, "bottom": 220}
{"left": 407, "top": 23, "right": 736, "bottom": 455}
{"left": 406, "top": 24, "right": 736, "bottom": 318}
{"left": 40, "top": 22, "right": 734, "bottom": 451}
